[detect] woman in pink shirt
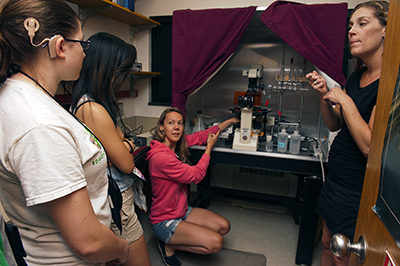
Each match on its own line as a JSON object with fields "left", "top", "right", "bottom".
{"left": 146, "top": 107, "right": 239, "bottom": 266}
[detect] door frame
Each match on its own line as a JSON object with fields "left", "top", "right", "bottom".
{"left": 350, "top": 0, "right": 400, "bottom": 264}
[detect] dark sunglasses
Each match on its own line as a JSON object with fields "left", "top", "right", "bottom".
{"left": 64, "top": 38, "right": 90, "bottom": 50}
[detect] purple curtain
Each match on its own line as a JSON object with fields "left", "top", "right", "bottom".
{"left": 171, "top": 6, "right": 257, "bottom": 115}
{"left": 261, "top": 1, "right": 348, "bottom": 87}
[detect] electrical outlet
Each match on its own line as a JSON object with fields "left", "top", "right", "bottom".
{"left": 313, "top": 144, "right": 322, "bottom": 158}
{"left": 130, "top": 90, "right": 138, "bottom": 98}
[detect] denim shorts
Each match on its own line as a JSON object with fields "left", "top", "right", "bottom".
{"left": 151, "top": 206, "right": 193, "bottom": 243}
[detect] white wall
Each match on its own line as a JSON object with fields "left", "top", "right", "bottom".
{"left": 84, "top": 0, "right": 364, "bottom": 118}
{"left": 135, "top": 0, "right": 364, "bottom": 17}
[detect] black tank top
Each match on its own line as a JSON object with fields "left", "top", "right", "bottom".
{"left": 328, "top": 70, "right": 379, "bottom": 193}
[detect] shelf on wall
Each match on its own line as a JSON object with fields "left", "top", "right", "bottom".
{"left": 55, "top": 73, "right": 160, "bottom": 102}
{"left": 113, "top": 72, "right": 161, "bottom": 98}
{"left": 127, "top": 71, "right": 160, "bottom": 94}
{"left": 133, "top": 71, "right": 160, "bottom": 77}
{"left": 67, "top": 0, "right": 160, "bottom": 26}
{"left": 63, "top": 1, "right": 161, "bottom": 99}
{"left": 117, "top": 90, "right": 136, "bottom": 98}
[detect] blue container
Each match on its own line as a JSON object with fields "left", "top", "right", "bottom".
{"left": 124, "top": 0, "right": 134, "bottom": 11}
{"left": 116, "top": 0, "right": 124, "bottom": 7}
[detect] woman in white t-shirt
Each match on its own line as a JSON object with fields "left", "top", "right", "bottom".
{"left": 0, "top": 0, "right": 130, "bottom": 265}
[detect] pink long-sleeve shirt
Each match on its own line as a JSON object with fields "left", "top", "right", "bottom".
{"left": 146, "top": 125, "right": 219, "bottom": 224}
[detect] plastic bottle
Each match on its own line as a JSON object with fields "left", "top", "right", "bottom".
{"left": 265, "top": 135, "right": 273, "bottom": 152}
{"left": 192, "top": 110, "right": 205, "bottom": 133}
{"left": 277, "top": 128, "right": 288, "bottom": 153}
{"left": 289, "top": 130, "right": 301, "bottom": 154}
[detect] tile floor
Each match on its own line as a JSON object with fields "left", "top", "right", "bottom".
{"left": 137, "top": 198, "right": 323, "bottom": 266}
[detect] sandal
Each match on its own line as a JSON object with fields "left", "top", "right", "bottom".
{"left": 158, "top": 240, "right": 182, "bottom": 266}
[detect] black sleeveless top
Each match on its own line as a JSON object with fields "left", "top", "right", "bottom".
{"left": 316, "top": 69, "right": 379, "bottom": 239}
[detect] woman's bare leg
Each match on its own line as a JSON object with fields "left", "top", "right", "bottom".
{"left": 164, "top": 207, "right": 230, "bottom": 256}
{"left": 320, "top": 220, "right": 350, "bottom": 266}
{"left": 122, "top": 234, "right": 151, "bottom": 266}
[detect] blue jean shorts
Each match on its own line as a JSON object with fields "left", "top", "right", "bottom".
{"left": 151, "top": 206, "right": 193, "bottom": 244}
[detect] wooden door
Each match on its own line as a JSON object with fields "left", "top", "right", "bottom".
{"left": 349, "top": 0, "right": 400, "bottom": 265}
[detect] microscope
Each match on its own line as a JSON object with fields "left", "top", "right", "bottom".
{"left": 232, "top": 65, "right": 263, "bottom": 151}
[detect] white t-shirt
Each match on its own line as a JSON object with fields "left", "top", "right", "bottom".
{"left": 0, "top": 79, "right": 111, "bottom": 265}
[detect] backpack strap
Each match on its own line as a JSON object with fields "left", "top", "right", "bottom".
{"left": 4, "top": 222, "right": 27, "bottom": 266}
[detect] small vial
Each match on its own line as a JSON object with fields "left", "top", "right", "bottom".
{"left": 265, "top": 135, "right": 273, "bottom": 152}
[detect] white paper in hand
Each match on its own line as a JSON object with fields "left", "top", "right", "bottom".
{"left": 315, "top": 66, "right": 341, "bottom": 90}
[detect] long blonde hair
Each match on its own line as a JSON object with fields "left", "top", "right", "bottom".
{"left": 152, "top": 108, "right": 191, "bottom": 163}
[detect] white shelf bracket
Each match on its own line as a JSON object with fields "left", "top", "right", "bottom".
{"left": 130, "top": 25, "right": 157, "bottom": 43}
{"left": 80, "top": 5, "right": 112, "bottom": 25}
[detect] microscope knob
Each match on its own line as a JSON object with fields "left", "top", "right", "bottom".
{"left": 238, "top": 95, "right": 245, "bottom": 108}
{"left": 244, "top": 96, "right": 254, "bottom": 108}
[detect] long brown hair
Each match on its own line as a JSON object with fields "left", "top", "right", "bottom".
{"left": 350, "top": 0, "right": 389, "bottom": 72}
{"left": 152, "top": 108, "right": 191, "bottom": 164}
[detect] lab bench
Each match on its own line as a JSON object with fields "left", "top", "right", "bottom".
{"left": 188, "top": 139, "right": 326, "bottom": 266}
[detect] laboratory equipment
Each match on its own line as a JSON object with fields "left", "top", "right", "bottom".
{"left": 289, "top": 130, "right": 301, "bottom": 154}
{"left": 232, "top": 65, "right": 263, "bottom": 151}
{"left": 265, "top": 134, "right": 273, "bottom": 152}
{"left": 185, "top": 11, "right": 332, "bottom": 154}
{"left": 192, "top": 110, "right": 205, "bottom": 133}
{"left": 277, "top": 128, "right": 288, "bottom": 153}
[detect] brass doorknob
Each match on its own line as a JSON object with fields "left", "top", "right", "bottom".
{"left": 330, "top": 234, "right": 367, "bottom": 264}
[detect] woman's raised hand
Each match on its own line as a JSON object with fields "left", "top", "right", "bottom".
{"left": 205, "top": 130, "right": 220, "bottom": 155}
{"left": 306, "top": 70, "right": 329, "bottom": 97}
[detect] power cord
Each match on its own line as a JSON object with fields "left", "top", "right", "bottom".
{"left": 313, "top": 143, "right": 325, "bottom": 182}
{"left": 121, "top": 124, "right": 144, "bottom": 140}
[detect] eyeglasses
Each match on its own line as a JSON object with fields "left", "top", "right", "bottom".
{"left": 64, "top": 38, "right": 90, "bottom": 50}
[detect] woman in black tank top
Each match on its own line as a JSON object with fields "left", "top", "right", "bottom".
{"left": 305, "top": 1, "right": 389, "bottom": 265}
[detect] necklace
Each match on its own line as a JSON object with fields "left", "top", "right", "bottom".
{"left": 18, "top": 71, "right": 120, "bottom": 225}
{"left": 18, "top": 70, "right": 111, "bottom": 163}
{"left": 19, "top": 70, "right": 59, "bottom": 103}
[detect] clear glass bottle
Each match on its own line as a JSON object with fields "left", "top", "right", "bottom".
{"left": 265, "top": 135, "right": 273, "bottom": 152}
{"left": 277, "top": 128, "right": 288, "bottom": 153}
{"left": 289, "top": 130, "right": 301, "bottom": 155}
{"left": 192, "top": 110, "right": 205, "bottom": 133}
